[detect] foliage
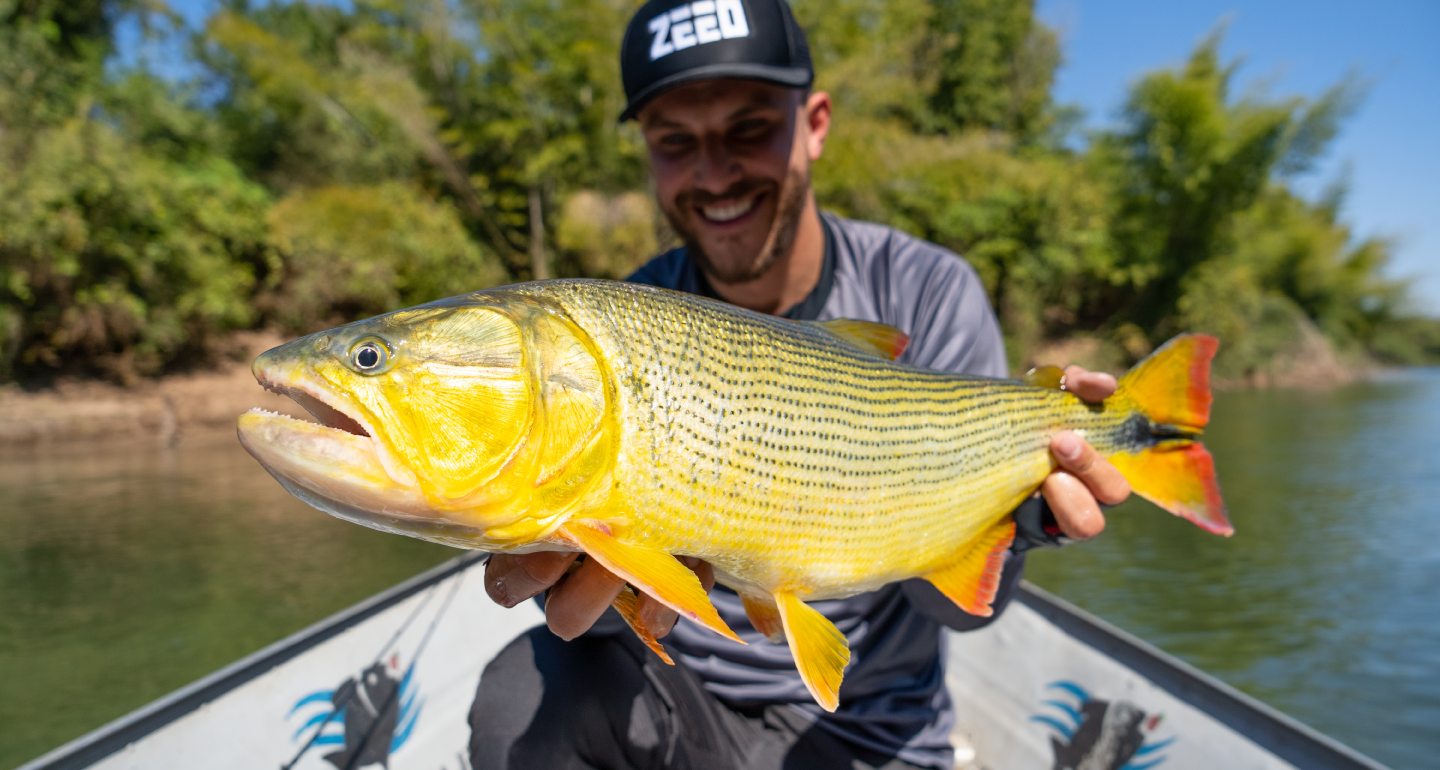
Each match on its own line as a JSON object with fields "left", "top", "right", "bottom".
{"left": 0, "top": 0, "right": 1433, "bottom": 384}
{"left": 264, "top": 182, "right": 505, "bottom": 332}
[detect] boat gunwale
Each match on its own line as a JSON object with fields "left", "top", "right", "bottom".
{"left": 1015, "top": 582, "right": 1391, "bottom": 770}
{"left": 15, "top": 552, "right": 487, "bottom": 770}
{"left": 17, "top": 566, "right": 1391, "bottom": 770}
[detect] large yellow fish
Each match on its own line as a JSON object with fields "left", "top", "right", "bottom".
{"left": 239, "top": 279, "right": 1230, "bottom": 711}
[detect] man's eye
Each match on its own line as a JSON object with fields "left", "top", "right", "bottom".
{"left": 731, "top": 119, "right": 770, "bottom": 139}
{"left": 660, "top": 133, "right": 695, "bottom": 149}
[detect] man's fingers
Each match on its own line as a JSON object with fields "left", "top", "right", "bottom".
{"left": 545, "top": 556, "right": 627, "bottom": 641}
{"left": 1062, "top": 365, "right": 1117, "bottom": 404}
{"left": 485, "top": 552, "right": 578, "bottom": 608}
{"left": 1050, "top": 431, "right": 1131, "bottom": 506}
{"left": 1041, "top": 471, "right": 1107, "bottom": 541}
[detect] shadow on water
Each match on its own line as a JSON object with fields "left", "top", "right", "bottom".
{"left": 1027, "top": 368, "right": 1440, "bottom": 770}
{"left": 0, "top": 432, "right": 456, "bottom": 768}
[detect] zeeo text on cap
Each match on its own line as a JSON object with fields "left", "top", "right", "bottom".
{"left": 619, "top": 0, "right": 814, "bottom": 121}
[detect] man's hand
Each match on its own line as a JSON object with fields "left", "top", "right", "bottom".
{"left": 485, "top": 551, "right": 714, "bottom": 641}
{"left": 1042, "top": 366, "right": 1132, "bottom": 540}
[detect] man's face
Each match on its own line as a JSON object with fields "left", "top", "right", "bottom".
{"left": 638, "top": 80, "right": 826, "bottom": 285}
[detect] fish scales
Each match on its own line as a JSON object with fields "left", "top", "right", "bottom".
{"left": 240, "top": 278, "right": 1230, "bottom": 711}
{"left": 528, "top": 282, "right": 1119, "bottom": 598}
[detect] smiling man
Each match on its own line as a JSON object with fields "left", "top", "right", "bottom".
{"left": 470, "top": 1, "right": 1130, "bottom": 768}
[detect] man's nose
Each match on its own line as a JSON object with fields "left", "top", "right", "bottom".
{"left": 693, "top": 135, "right": 742, "bottom": 193}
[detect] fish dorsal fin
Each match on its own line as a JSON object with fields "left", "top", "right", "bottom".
{"left": 811, "top": 319, "right": 909, "bottom": 360}
{"left": 561, "top": 520, "right": 742, "bottom": 643}
{"left": 740, "top": 592, "right": 786, "bottom": 644}
{"left": 924, "top": 518, "right": 1015, "bottom": 616}
{"left": 611, "top": 586, "right": 674, "bottom": 664}
{"left": 1023, "top": 365, "right": 1065, "bottom": 390}
{"left": 774, "top": 591, "right": 851, "bottom": 712}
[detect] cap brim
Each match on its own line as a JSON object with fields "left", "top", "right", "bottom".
{"left": 619, "top": 63, "right": 814, "bottom": 122}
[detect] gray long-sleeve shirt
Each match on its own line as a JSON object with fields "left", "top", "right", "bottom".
{"left": 614, "top": 212, "right": 1025, "bottom": 769}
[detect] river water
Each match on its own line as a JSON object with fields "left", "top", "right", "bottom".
{"left": 3, "top": 370, "right": 1437, "bottom": 769}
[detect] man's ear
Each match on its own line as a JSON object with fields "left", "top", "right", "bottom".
{"left": 804, "top": 91, "right": 832, "bottom": 162}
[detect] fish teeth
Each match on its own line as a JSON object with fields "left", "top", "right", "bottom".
{"left": 246, "top": 407, "right": 284, "bottom": 417}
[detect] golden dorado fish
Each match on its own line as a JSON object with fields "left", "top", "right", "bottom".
{"left": 238, "top": 279, "right": 1231, "bottom": 711}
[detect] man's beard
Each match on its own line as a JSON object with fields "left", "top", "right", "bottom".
{"left": 661, "top": 164, "right": 810, "bottom": 286}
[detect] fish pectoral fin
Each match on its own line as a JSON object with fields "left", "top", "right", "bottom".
{"left": 612, "top": 585, "right": 675, "bottom": 665}
{"left": 774, "top": 591, "right": 851, "bottom": 713}
{"left": 560, "top": 521, "right": 742, "bottom": 643}
{"left": 811, "top": 319, "right": 909, "bottom": 360}
{"left": 924, "top": 518, "right": 1015, "bottom": 617}
{"left": 740, "top": 593, "right": 786, "bottom": 644}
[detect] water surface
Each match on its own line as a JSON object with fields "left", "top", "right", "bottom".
{"left": 3, "top": 371, "right": 1437, "bottom": 769}
{"left": 0, "top": 433, "right": 454, "bottom": 767}
{"left": 1028, "top": 368, "right": 1440, "bottom": 770}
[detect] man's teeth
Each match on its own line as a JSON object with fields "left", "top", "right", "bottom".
{"left": 702, "top": 197, "right": 756, "bottom": 223}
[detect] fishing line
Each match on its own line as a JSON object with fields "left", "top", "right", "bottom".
{"left": 280, "top": 561, "right": 461, "bottom": 770}
{"left": 340, "top": 567, "right": 468, "bottom": 770}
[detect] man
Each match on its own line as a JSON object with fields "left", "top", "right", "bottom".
{"left": 471, "top": 1, "right": 1130, "bottom": 767}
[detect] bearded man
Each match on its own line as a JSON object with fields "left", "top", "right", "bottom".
{"left": 471, "top": 1, "right": 1131, "bottom": 767}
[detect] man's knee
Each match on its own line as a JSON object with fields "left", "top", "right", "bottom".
{"left": 469, "top": 627, "right": 651, "bottom": 769}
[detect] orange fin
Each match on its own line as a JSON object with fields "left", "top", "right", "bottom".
{"left": 924, "top": 518, "right": 1015, "bottom": 617}
{"left": 1110, "top": 443, "right": 1232, "bottom": 536}
{"left": 561, "top": 521, "right": 743, "bottom": 643}
{"left": 1112, "top": 333, "right": 1232, "bottom": 536}
{"left": 812, "top": 319, "right": 909, "bottom": 360}
{"left": 1117, "top": 333, "right": 1218, "bottom": 431}
{"left": 774, "top": 591, "right": 850, "bottom": 712}
{"left": 741, "top": 593, "right": 786, "bottom": 644}
{"left": 612, "top": 585, "right": 674, "bottom": 665}
{"left": 1023, "top": 365, "right": 1065, "bottom": 390}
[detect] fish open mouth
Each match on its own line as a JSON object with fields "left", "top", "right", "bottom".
{"left": 257, "top": 376, "right": 372, "bottom": 439}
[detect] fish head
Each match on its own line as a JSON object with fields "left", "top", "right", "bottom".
{"left": 238, "top": 289, "right": 615, "bottom": 550}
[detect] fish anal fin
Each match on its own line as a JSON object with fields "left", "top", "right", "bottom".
{"left": 925, "top": 518, "right": 1015, "bottom": 617}
{"left": 612, "top": 586, "right": 674, "bottom": 665}
{"left": 813, "top": 319, "right": 909, "bottom": 360}
{"left": 740, "top": 593, "right": 786, "bottom": 644}
{"left": 560, "top": 521, "right": 742, "bottom": 644}
{"left": 1110, "top": 442, "right": 1232, "bottom": 536}
{"left": 774, "top": 591, "right": 851, "bottom": 712}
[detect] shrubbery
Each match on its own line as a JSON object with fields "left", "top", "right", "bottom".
{"left": 0, "top": 0, "right": 1432, "bottom": 385}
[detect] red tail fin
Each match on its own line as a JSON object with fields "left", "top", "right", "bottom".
{"left": 1112, "top": 334, "right": 1233, "bottom": 536}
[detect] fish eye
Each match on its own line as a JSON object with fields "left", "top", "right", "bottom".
{"left": 352, "top": 341, "right": 388, "bottom": 372}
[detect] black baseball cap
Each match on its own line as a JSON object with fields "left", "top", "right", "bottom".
{"left": 619, "top": 0, "right": 813, "bottom": 122}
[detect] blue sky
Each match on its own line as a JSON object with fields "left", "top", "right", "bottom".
{"left": 144, "top": 0, "right": 1438, "bottom": 313}
{"left": 1036, "top": 0, "right": 1439, "bottom": 313}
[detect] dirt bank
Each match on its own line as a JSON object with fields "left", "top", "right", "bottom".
{"left": 0, "top": 332, "right": 308, "bottom": 449}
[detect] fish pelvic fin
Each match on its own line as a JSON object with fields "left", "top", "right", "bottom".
{"left": 924, "top": 517, "right": 1015, "bottom": 616}
{"left": 560, "top": 521, "right": 743, "bottom": 643}
{"left": 740, "top": 592, "right": 787, "bottom": 644}
{"left": 774, "top": 591, "right": 850, "bottom": 712}
{"left": 811, "top": 319, "right": 909, "bottom": 360}
{"left": 1113, "top": 334, "right": 1233, "bottom": 536}
{"left": 612, "top": 585, "right": 675, "bottom": 665}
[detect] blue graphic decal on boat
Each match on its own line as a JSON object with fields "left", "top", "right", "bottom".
{"left": 1030, "top": 680, "right": 1173, "bottom": 770}
{"left": 287, "top": 655, "right": 423, "bottom": 769}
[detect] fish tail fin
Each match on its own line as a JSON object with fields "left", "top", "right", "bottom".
{"left": 1111, "top": 334, "right": 1233, "bottom": 536}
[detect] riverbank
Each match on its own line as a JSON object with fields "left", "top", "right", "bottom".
{"left": 0, "top": 332, "right": 308, "bottom": 449}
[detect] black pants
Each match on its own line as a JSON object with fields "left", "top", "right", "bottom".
{"left": 468, "top": 626, "right": 932, "bottom": 770}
